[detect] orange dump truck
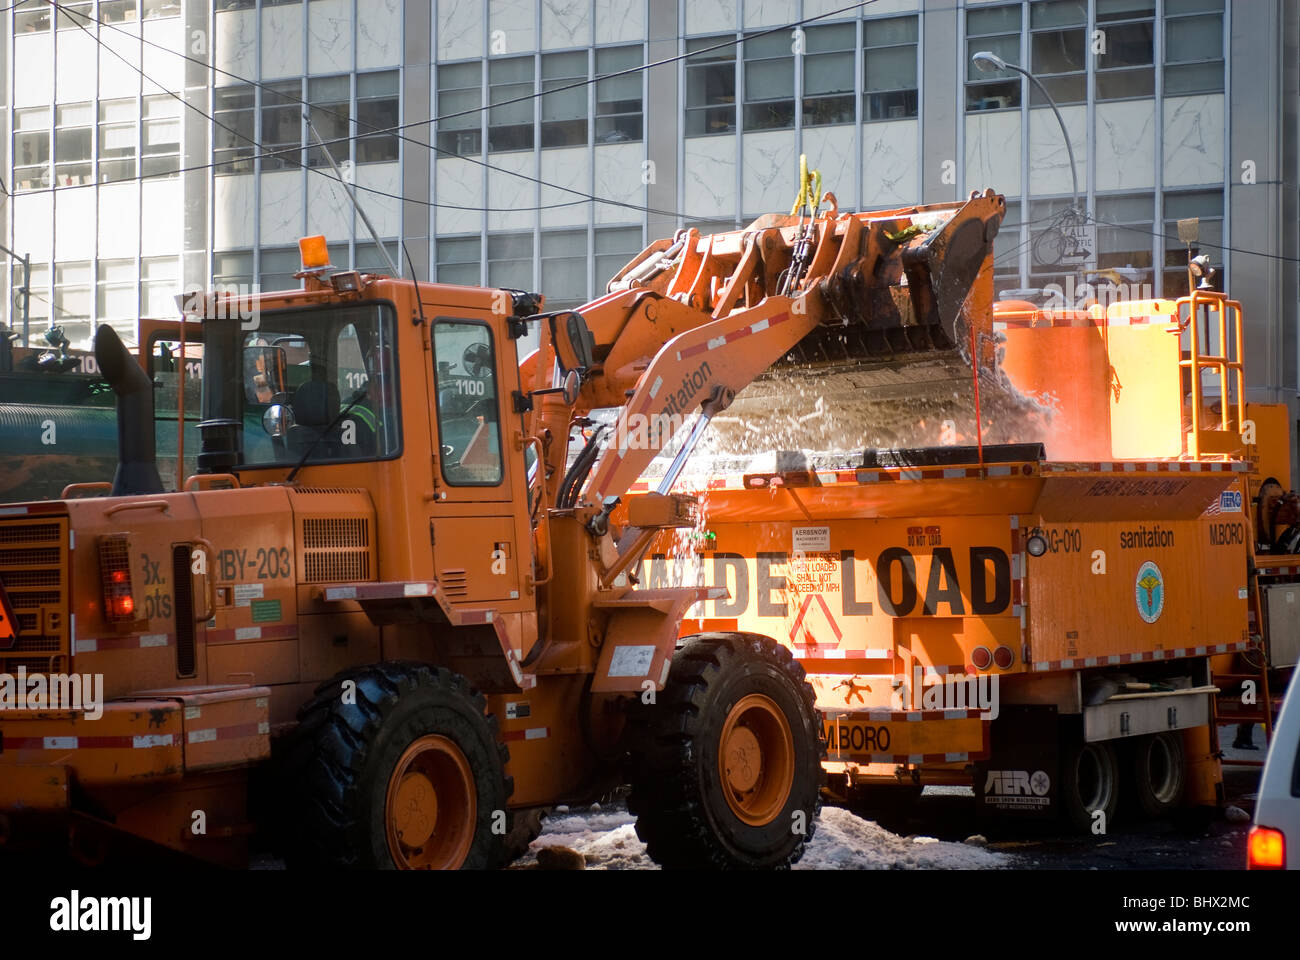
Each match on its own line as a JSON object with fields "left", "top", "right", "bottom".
{"left": 639, "top": 289, "right": 1296, "bottom": 832}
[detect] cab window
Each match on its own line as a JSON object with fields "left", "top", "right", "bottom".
{"left": 213, "top": 302, "right": 401, "bottom": 468}
{"left": 433, "top": 320, "right": 503, "bottom": 486}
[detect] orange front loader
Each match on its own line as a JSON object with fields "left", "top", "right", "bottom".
{"left": 0, "top": 187, "right": 1005, "bottom": 868}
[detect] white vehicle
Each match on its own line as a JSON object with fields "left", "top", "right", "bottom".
{"left": 1250, "top": 681, "right": 1300, "bottom": 869}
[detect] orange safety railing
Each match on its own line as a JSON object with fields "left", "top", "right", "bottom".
{"left": 1178, "top": 289, "right": 1245, "bottom": 458}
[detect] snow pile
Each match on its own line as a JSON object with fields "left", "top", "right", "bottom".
{"left": 796, "top": 807, "right": 1007, "bottom": 870}
{"left": 520, "top": 805, "right": 1011, "bottom": 870}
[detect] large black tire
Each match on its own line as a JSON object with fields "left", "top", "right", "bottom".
{"left": 1059, "top": 736, "right": 1120, "bottom": 834}
{"left": 281, "top": 661, "right": 514, "bottom": 869}
{"left": 626, "top": 633, "right": 825, "bottom": 869}
{"left": 1129, "top": 732, "right": 1185, "bottom": 818}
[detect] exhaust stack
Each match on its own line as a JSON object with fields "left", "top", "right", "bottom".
{"left": 93, "top": 324, "right": 163, "bottom": 496}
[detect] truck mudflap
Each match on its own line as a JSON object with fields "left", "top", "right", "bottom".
{"left": 0, "top": 685, "right": 271, "bottom": 810}
{"left": 823, "top": 707, "right": 990, "bottom": 766}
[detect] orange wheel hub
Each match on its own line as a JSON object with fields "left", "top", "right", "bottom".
{"left": 384, "top": 734, "right": 476, "bottom": 869}
{"left": 717, "top": 693, "right": 794, "bottom": 826}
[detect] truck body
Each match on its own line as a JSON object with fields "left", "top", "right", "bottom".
{"left": 637, "top": 290, "right": 1297, "bottom": 829}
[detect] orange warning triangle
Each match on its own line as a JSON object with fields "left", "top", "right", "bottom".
{"left": 0, "top": 583, "right": 17, "bottom": 647}
{"left": 789, "top": 593, "right": 842, "bottom": 647}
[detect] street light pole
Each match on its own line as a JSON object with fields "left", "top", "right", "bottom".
{"left": 971, "top": 50, "right": 1081, "bottom": 216}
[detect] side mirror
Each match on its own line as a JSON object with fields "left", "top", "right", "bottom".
{"left": 550, "top": 311, "right": 595, "bottom": 375}
{"left": 262, "top": 403, "right": 295, "bottom": 438}
{"left": 561, "top": 369, "right": 580, "bottom": 405}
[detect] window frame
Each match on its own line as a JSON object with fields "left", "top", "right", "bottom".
{"left": 216, "top": 299, "right": 405, "bottom": 470}
{"left": 431, "top": 317, "right": 506, "bottom": 488}
{"left": 1163, "top": 0, "right": 1224, "bottom": 95}
{"left": 863, "top": 14, "right": 920, "bottom": 122}
{"left": 741, "top": 31, "right": 795, "bottom": 132}
{"left": 965, "top": 4, "right": 1023, "bottom": 113}
{"left": 436, "top": 61, "right": 484, "bottom": 156}
{"left": 685, "top": 35, "right": 737, "bottom": 137}
{"left": 1094, "top": 0, "right": 1156, "bottom": 102}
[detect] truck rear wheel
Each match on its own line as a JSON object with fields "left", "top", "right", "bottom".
{"left": 283, "top": 661, "right": 513, "bottom": 869}
{"left": 1060, "top": 737, "right": 1119, "bottom": 834}
{"left": 1130, "top": 732, "right": 1185, "bottom": 817}
{"left": 626, "top": 633, "right": 824, "bottom": 869}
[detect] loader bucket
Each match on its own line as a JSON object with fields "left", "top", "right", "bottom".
{"left": 793, "top": 192, "right": 1004, "bottom": 364}
{"left": 592, "top": 188, "right": 1048, "bottom": 482}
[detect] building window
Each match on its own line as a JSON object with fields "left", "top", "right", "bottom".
{"left": 487, "top": 232, "right": 533, "bottom": 290}
{"left": 141, "top": 256, "right": 180, "bottom": 318}
{"left": 54, "top": 103, "right": 93, "bottom": 186}
{"left": 307, "top": 76, "right": 348, "bottom": 167}
{"left": 596, "top": 45, "right": 643, "bottom": 143}
{"left": 1164, "top": 0, "right": 1224, "bottom": 95}
{"left": 540, "top": 229, "right": 587, "bottom": 309}
{"left": 53, "top": 261, "right": 92, "bottom": 348}
{"left": 803, "top": 23, "right": 855, "bottom": 127}
{"left": 142, "top": 0, "right": 181, "bottom": 20}
{"left": 1095, "top": 0, "right": 1155, "bottom": 100}
{"left": 864, "top": 16, "right": 919, "bottom": 121}
{"left": 14, "top": 263, "right": 51, "bottom": 344}
{"left": 15, "top": 0, "right": 52, "bottom": 32}
{"left": 488, "top": 57, "right": 535, "bottom": 153}
{"left": 214, "top": 250, "right": 254, "bottom": 288}
{"left": 436, "top": 236, "right": 482, "bottom": 286}
{"left": 685, "top": 36, "right": 736, "bottom": 136}
{"left": 97, "top": 100, "right": 137, "bottom": 183}
{"left": 214, "top": 85, "right": 256, "bottom": 174}
{"left": 260, "top": 248, "right": 301, "bottom": 293}
{"left": 14, "top": 107, "right": 51, "bottom": 191}
{"left": 594, "top": 226, "right": 643, "bottom": 291}
{"left": 263, "top": 79, "right": 304, "bottom": 170}
{"left": 993, "top": 200, "right": 1022, "bottom": 286}
{"left": 356, "top": 242, "right": 398, "bottom": 276}
{"left": 1027, "top": 196, "right": 1079, "bottom": 290}
{"left": 437, "top": 62, "right": 483, "bottom": 156}
{"left": 100, "top": 0, "right": 138, "bottom": 24}
{"left": 357, "top": 71, "right": 399, "bottom": 164}
{"left": 742, "top": 32, "right": 794, "bottom": 131}
{"left": 97, "top": 259, "right": 137, "bottom": 324}
{"left": 1030, "top": 0, "right": 1086, "bottom": 106}
{"left": 966, "top": 5, "right": 1022, "bottom": 112}
{"left": 1094, "top": 193, "right": 1154, "bottom": 281}
{"left": 142, "top": 95, "right": 181, "bottom": 178}
{"left": 55, "top": 1, "right": 91, "bottom": 30}
{"left": 541, "top": 51, "right": 588, "bottom": 148}
{"left": 1162, "top": 190, "right": 1223, "bottom": 297}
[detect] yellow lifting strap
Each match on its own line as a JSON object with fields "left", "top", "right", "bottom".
{"left": 789, "top": 153, "right": 823, "bottom": 218}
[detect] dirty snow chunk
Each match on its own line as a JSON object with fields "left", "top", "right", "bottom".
{"left": 1223, "top": 805, "right": 1250, "bottom": 823}
{"left": 521, "top": 810, "right": 654, "bottom": 871}
{"left": 795, "top": 808, "right": 1010, "bottom": 870}
{"left": 964, "top": 834, "right": 989, "bottom": 847}
{"left": 523, "top": 806, "right": 1011, "bottom": 870}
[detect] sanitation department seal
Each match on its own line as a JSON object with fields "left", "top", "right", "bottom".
{"left": 1135, "top": 560, "right": 1165, "bottom": 623}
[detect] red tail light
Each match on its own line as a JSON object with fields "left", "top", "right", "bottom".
{"left": 98, "top": 535, "right": 138, "bottom": 624}
{"left": 1247, "top": 826, "right": 1285, "bottom": 869}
